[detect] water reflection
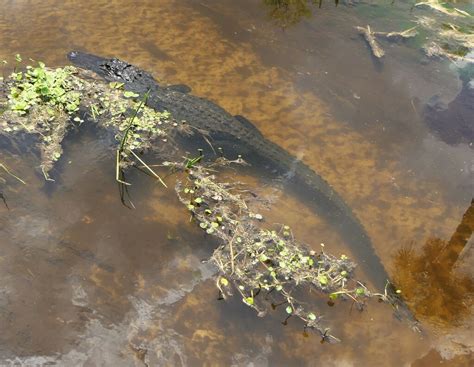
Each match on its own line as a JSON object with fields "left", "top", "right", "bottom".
{"left": 394, "top": 199, "right": 474, "bottom": 325}
{"left": 263, "top": 0, "right": 339, "bottom": 27}
{"left": 424, "top": 65, "right": 474, "bottom": 146}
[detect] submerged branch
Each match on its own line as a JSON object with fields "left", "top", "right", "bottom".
{"left": 373, "top": 26, "right": 418, "bottom": 41}
{"left": 355, "top": 25, "right": 385, "bottom": 58}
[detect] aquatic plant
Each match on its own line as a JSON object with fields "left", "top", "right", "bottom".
{"left": 0, "top": 60, "right": 85, "bottom": 178}
{"left": 174, "top": 158, "right": 414, "bottom": 342}
{"left": 0, "top": 58, "right": 174, "bottom": 181}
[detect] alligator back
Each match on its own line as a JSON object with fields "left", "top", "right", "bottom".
{"left": 68, "top": 51, "right": 389, "bottom": 289}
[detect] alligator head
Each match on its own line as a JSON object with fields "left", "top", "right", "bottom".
{"left": 68, "top": 51, "right": 158, "bottom": 93}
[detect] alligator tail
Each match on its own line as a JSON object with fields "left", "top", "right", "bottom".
{"left": 238, "top": 135, "right": 389, "bottom": 290}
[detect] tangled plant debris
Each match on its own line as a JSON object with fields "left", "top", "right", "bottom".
{"left": 174, "top": 158, "right": 414, "bottom": 342}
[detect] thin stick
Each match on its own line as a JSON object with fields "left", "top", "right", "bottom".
{"left": 129, "top": 149, "right": 167, "bottom": 188}
{"left": 115, "top": 89, "right": 150, "bottom": 185}
{"left": 0, "top": 163, "right": 26, "bottom": 184}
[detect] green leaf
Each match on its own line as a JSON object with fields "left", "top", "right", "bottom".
{"left": 285, "top": 306, "right": 293, "bottom": 314}
{"left": 15, "top": 54, "right": 22, "bottom": 63}
{"left": 39, "top": 86, "right": 49, "bottom": 95}
{"left": 356, "top": 287, "right": 365, "bottom": 296}
{"left": 12, "top": 101, "right": 29, "bottom": 112}
{"left": 317, "top": 275, "right": 328, "bottom": 285}
{"left": 123, "top": 91, "right": 139, "bottom": 98}
{"left": 243, "top": 297, "right": 254, "bottom": 305}
{"left": 109, "top": 81, "right": 125, "bottom": 89}
{"left": 308, "top": 313, "right": 316, "bottom": 321}
{"left": 220, "top": 278, "right": 229, "bottom": 286}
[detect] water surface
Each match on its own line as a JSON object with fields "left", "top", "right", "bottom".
{"left": 0, "top": 0, "right": 473, "bottom": 366}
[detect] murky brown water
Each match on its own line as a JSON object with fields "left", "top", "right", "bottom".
{"left": 1, "top": 0, "right": 473, "bottom": 366}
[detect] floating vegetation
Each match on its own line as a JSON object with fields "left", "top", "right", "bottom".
{"left": 0, "top": 58, "right": 174, "bottom": 181}
{"left": 0, "top": 61, "right": 85, "bottom": 179}
{"left": 175, "top": 158, "right": 415, "bottom": 342}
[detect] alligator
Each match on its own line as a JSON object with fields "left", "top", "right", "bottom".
{"left": 68, "top": 51, "right": 390, "bottom": 291}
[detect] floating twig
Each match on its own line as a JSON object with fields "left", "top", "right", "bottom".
{"left": 374, "top": 26, "right": 418, "bottom": 41}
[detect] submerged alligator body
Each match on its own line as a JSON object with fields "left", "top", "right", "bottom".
{"left": 68, "top": 51, "right": 389, "bottom": 290}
